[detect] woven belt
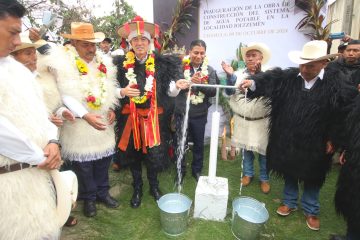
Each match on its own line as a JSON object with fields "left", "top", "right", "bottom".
{"left": 235, "top": 113, "right": 268, "bottom": 121}
{"left": 0, "top": 163, "right": 33, "bottom": 174}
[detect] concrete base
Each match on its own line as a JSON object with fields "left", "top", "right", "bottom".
{"left": 193, "top": 176, "right": 229, "bottom": 221}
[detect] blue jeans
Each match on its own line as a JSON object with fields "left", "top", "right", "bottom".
{"left": 242, "top": 150, "right": 269, "bottom": 182}
{"left": 282, "top": 176, "right": 320, "bottom": 216}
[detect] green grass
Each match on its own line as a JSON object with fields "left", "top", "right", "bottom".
{"left": 62, "top": 145, "right": 346, "bottom": 240}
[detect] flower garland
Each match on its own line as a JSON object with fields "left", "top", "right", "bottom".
{"left": 123, "top": 50, "right": 155, "bottom": 104}
{"left": 66, "top": 46, "right": 108, "bottom": 110}
{"left": 182, "top": 55, "right": 209, "bottom": 105}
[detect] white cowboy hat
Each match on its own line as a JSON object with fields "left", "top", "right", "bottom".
{"left": 117, "top": 16, "right": 160, "bottom": 41}
{"left": 288, "top": 40, "right": 339, "bottom": 65}
{"left": 61, "top": 22, "right": 105, "bottom": 43}
{"left": 12, "top": 32, "right": 47, "bottom": 52}
{"left": 50, "top": 169, "right": 78, "bottom": 227}
{"left": 241, "top": 42, "right": 271, "bottom": 65}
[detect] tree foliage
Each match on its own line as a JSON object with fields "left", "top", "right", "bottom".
{"left": 91, "top": 0, "right": 136, "bottom": 47}
{"left": 19, "top": 0, "right": 136, "bottom": 45}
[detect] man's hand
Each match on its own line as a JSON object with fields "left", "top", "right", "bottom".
{"left": 38, "top": 143, "right": 62, "bottom": 170}
{"left": 29, "top": 28, "right": 41, "bottom": 42}
{"left": 83, "top": 113, "right": 107, "bottom": 130}
{"left": 326, "top": 141, "right": 335, "bottom": 154}
{"left": 176, "top": 79, "right": 190, "bottom": 90}
{"left": 50, "top": 114, "right": 63, "bottom": 127}
{"left": 191, "top": 71, "right": 202, "bottom": 84}
{"left": 239, "top": 79, "right": 253, "bottom": 91}
{"left": 62, "top": 109, "right": 75, "bottom": 122}
{"left": 221, "top": 61, "right": 234, "bottom": 75}
{"left": 339, "top": 150, "right": 346, "bottom": 165}
{"left": 121, "top": 84, "right": 140, "bottom": 97}
{"left": 107, "top": 109, "right": 115, "bottom": 125}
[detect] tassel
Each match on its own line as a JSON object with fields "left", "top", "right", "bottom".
{"left": 120, "top": 38, "right": 127, "bottom": 49}
{"left": 154, "top": 38, "right": 161, "bottom": 52}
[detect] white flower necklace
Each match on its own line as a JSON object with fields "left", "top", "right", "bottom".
{"left": 66, "top": 46, "right": 108, "bottom": 110}
{"left": 182, "top": 56, "right": 209, "bottom": 105}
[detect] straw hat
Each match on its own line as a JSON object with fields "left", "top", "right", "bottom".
{"left": 61, "top": 22, "right": 105, "bottom": 43}
{"left": 288, "top": 40, "right": 339, "bottom": 65}
{"left": 241, "top": 42, "right": 271, "bottom": 65}
{"left": 12, "top": 32, "right": 47, "bottom": 52}
{"left": 50, "top": 169, "right": 78, "bottom": 227}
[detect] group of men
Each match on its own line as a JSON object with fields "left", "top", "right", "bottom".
{"left": 1, "top": 0, "right": 360, "bottom": 239}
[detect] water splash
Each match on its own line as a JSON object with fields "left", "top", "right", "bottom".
{"left": 176, "top": 90, "right": 192, "bottom": 193}
{"left": 239, "top": 88, "right": 248, "bottom": 196}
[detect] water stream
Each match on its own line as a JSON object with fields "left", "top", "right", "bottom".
{"left": 175, "top": 89, "right": 192, "bottom": 193}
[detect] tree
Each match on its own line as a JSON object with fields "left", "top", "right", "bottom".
{"left": 91, "top": 0, "right": 136, "bottom": 48}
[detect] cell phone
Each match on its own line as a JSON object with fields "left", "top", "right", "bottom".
{"left": 39, "top": 11, "right": 57, "bottom": 38}
{"left": 329, "top": 32, "right": 345, "bottom": 39}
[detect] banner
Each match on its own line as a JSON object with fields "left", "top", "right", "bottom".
{"left": 199, "top": 0, "right": 310, "bottom": 71}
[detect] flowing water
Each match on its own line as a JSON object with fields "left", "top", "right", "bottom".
{"left": 176, "top": 90, "right": 192, "bottom": 193}
{"left": 239, "top": 89, "right": 248, "bottom": 196}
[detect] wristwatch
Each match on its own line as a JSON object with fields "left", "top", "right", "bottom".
{"left": 48, "top": 139, "right": 62, "bottom": 149}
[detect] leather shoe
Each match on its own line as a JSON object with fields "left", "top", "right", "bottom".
{"left": 305, "top": 215, "right": 320, "bottom": 231}
{"left": 98, "top": 195, "right": 119, "bottom": 208}
{"left": 241, "top": 176, "right": 252, "bottom": 186}
{"left": 192, "top": 172, "right": 200, "bottom": 182}
{"left": 84, "top": 200, "right": 97, "bottom": 217}
{"left": 276, "top": 205, "right": 297, "bottom": 216}
{"left": 150, "top": 187, "right": 163, "bottom": 201}
{"left": 130, "top": 189, "right": 142, "bottom": 208}
{"left": 260, "top": 181, "right": 270, "bottom": 194}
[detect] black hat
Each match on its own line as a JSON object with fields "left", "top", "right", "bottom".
{"left": 102, "top": 37, "right": 112, "bottom": 44}
{"left": 338, "top": 42, "right": 347, "bottom": 51}
{"left": 348, "top": 39, "right": 360, "bottom": 46}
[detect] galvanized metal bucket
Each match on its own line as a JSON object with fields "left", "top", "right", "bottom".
{"left": 157, "top": 193, "right": 192, "bottom": 236}
{"left": 232, "top": 197, "right": 269, "bottom": 240}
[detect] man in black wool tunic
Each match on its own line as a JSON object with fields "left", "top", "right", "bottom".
{"left": 113, "top": 16, "right": 189, "bottom": 208}
{"left": 240, "top": 40, "right": 358, "bottom": 231}
{"left": 334, "top": 68, "right": 360, "bottom": 240}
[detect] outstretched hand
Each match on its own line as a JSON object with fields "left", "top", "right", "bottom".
{"left": 239, "top": 79, "right": 253, "bottom": 91}
{"left": 176, "top": 79, "right": 190, "bottom": 90}
{"left": 221, "top": 61, "right": 234, "bottom": 75}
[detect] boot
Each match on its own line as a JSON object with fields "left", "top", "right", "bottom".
{"left": 130, "top": 187, "right": 143, "bottom": 208}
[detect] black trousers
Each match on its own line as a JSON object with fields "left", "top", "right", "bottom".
{"left": 175, "top": 113, "right": 207, "bottom": 175}
{"left": 130, "top": 159, "right": 159, "bottom": 190}
{"left": 72, "top": 155, "right": 112, "bottom": 201}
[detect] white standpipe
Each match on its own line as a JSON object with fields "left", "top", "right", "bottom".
{"left": 208, "top": 111, "right": 220, "bottom": 182}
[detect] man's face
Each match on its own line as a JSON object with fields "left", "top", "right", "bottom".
{"left": 99, "top": 40, "right": 111, "bottom": 54}
{"left": 73, "top": 40, "right": 96, "bottom": 63}
{"left": 189, "top": 45, "right": 206, "bottom": 67}
{"left": 12, "top": 47, "right": 37, "bottom": 72}
{"left": 245, "top": 50, "right": 263, "bottom": 71}
{"left": 130, "top": 36, "right": 150, "bottom": 59}
{"left": 0, "top": 16, "right": 22, "bottom": 58}
{"left": 299, "top": 60, "right": 327, "bottom": 81}
{"left": 343, "top": 44, "right": 360, "bottom": 64}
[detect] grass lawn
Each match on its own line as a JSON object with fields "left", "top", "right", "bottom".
{"left": 61, "top": 145, "right": 346, "bottom": 240}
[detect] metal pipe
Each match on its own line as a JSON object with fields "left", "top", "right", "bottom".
{"left": 190, "top": 83, "right": 238, "bottom": 89}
